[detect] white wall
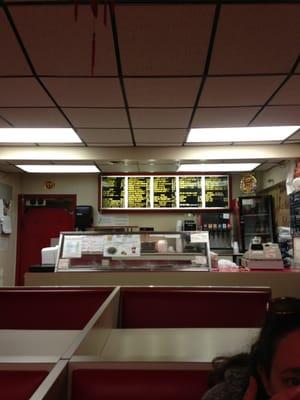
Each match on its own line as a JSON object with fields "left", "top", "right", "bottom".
{"left": 20, "top": 173, "right": 99, "bottom": 219}
{"left": 259, "top": 162, "right": 290, "bottom": 191}
{"left": 0, "top": 172, "right": 22, "bottom": 286}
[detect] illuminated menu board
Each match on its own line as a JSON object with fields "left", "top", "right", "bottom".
{"left": 102, "top": 177, "right": 125, "bottom": 208}
{"left": 154, "top": 177, "right": 176, "bottom": 208}
{"left": 100, "top": 175, "right": 229, "bottom": 210}
{"left": 128, "top": 177, "right": 151, "bottom": 208}
{"left": 205, "top": 176, "right": 229, "bottom": 208}
{"left": 179, "top": 177, "right": 202, "bottom": 208}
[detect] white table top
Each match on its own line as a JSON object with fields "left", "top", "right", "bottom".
{"left": 0, "top": 330, "right": 80, "bottom": 358}
{"left": 98, "top": 328, "right": 260, "bottom": 363}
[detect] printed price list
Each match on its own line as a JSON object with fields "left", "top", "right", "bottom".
{"left": 102, "top": 177, "right": 125, "bottom": 208}
{"left": 179, "top": 177, "right": 202, "bottom": 208}
{"left": 154, "top": 177, "right": 176, "bottom": 208}
{"left": 128, "top": 177, "right": 151, "bottom": 208}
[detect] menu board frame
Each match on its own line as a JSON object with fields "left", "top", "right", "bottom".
{"left": 99, "top": 174, "right": 230, "bottom": 211}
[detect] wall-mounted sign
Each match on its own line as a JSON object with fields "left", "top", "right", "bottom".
{"left": 100, "top": 175, "right": 230, "bottom": 210}
{"left": 44, "top": 180, "right": 55, "bottom": 190}
{"left": 128, "top": 177, "right": 151, "bottom": 208}
{"left": 102, "top": 177, "right": 125, "bottom": 208}
{"left": 154, "top": 176, "right": 176, "bottom": 208}
{"left": 179, "top": 176, "right": 202, "bottom": 208}
{"left": 240, "top": 174, "right": 257, "bottom": 194}
{"left": 205, "top": 176, "right": 229, "bottom": 208}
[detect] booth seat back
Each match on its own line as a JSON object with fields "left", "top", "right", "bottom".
{"left": 0, "top": 287, "right": 113, "bottom": 329}
{"left": 119, "top": 287, "right": 271, "bottom": 328}
{"left": 0, "top": 370, "right": 48, "bottom": 400}
{"left": 71, "top": 368, "right": 210, "bottom": 400}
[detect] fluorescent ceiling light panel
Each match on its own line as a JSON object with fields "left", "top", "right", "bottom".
{"left": 178, "top": 163, "right": 260, "bottom": 172}
{"left": 187, "top": 126, "right": 300, "bottom": 143}
{"left": 16, "top": 165, "right": 100, "bottom": 173}
{"left": 0, "top": 128, "right": 82, "bottom": 143}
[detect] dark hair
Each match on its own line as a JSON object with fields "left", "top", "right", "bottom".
{"left": 207, "top": 297, "right": 300, "bottom": 400}
{"left": 207, "top": 353, "right": 251, "bottom": 389}
{"left": 251, "top": 297, "right": 300, "bottom": 377}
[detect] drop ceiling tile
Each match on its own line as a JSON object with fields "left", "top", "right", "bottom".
{"left": 0, "top": 78, "right": 54, "bottom": 107}
{"left": 270, "top": 76, "right": 300, "bottom": 105}
{"left": 16, "top": 161, "right": 55, "bottom": 166}
{"left": 0, "top": 163, "right": 21, "bottom": 173}
{"left": 10, "top": 5, "right": 117, "bottom": 75}
{"left": 63, "top": 108, "right": 129, "bottom": 128}
{"left": 0, "top": 108, "right": 70, "bottom": 127}
{"left": 199, "top": 76, "right": 283, "bottom": 107}
{"left": 117, "top": 4, "right": 215, "bottom": 75}
{"left": 130, "top": 109, "right": 192, "bottom": 128}
{"left": 46, "top": 161, "right": 92, "bottom": 166}
{"left": 285, "top": 129, "right": 300, "bottom": 142}
{"left": 41, "top": 78, "right": 124, "bottom": 107}
{"left": 125, "top": 78, "right": 200, "bottom": 107}
{"left": 77, "top": 128, "right": 132, "bottom": 145}
{"left": 192, "top": 107, "right": 260, "bottom": 128}
{"left": 251, "top": 106, "right": 300, "bottom": 126}
{"left": 210, "top": 4, "right": 300, "bottom": 74}
{"left": 0, "top": 10, "right": 31, "bottom": 75}
{"left": 134, "top": 129, "right": 186, "bottom": 145}
{"left": 0, "top": 116, "right": 12, "bottom": 127}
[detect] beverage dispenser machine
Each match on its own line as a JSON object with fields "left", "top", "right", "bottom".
{"left": 199, "top": 212, "right": 232, "bottom": 251}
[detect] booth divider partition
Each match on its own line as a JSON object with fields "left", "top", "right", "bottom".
{"left": 0, "top": 287, "right": 114, "bottom": 330}
{"left": 69, "top": 364, "right": 211, "bottom": 400}
{"left": 118, "top": 286, "right": 271, "bottom": 328}
{"left": 0, "top": 285, "right": 271, "bottom": 399}
{"left": 0, "top": 360, "right": 66, "bottom": 400}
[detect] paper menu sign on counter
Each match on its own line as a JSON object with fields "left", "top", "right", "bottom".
{"left": 62, "top": 235, "right": 82, "bottom": 258}
{"left": 103, "top": 234, "right": 141, "bottom": 257}
{"left": 191, "top": 231, "right": 209, "bottom": 243}
{"left": 81, "top": 235, "right": 105, "bottom": 253}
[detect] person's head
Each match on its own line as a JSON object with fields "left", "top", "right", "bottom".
{"left": 251, "top": 297, "right": 300, "bottom": 398}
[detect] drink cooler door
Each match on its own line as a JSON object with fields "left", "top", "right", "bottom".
{"left": 239, "top": 196, "right": 275, "bottom": 252}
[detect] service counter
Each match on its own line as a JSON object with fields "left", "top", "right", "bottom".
{"left": 25, "top": 269, "right": 300, "bottom": 298}
{"left": 25, "top": 230, "right": 300, "bottom": 298}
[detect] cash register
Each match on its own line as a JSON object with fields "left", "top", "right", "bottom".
{"left": 241, "top": 236, "right": 284, "bottom": 269}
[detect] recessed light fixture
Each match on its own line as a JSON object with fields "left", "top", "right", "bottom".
{"left": 16, "top": 165, "right": 100, "bottom": 173}
{"left": 187, "top": 126, "right": 300, "bottom": 143}
{"left": 0, "top": 128, "right": 82, "bottom": 143}
{"left": 177, "top": 163, "right": 260, "bottom": 172}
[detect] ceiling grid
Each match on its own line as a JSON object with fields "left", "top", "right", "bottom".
{"left": 0, "top": 0, "right": 299, "bottom": 172}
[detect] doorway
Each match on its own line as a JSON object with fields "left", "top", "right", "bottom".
{"left": 16, "top": 194, "right": 76, "bottom": 285}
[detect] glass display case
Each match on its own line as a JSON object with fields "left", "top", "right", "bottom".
{"left": 55, "top": 231, "right": 211, "bottom": 272}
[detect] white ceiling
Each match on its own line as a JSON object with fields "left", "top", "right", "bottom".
{"left": 0, "top": 0, "right": 299, "bottom": 173}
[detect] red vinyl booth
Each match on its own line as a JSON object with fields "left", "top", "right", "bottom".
{"left": 119, "top": 286, "right": 271, "bottom": 328}
{"left": 0, "top": 287, "right": 113, "bottom": 330}
{"left": 0, "top": 370, "right": 48, "bottom": 400}
{"left": 71, "top": 368, "right": 210, "bottom": 400}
